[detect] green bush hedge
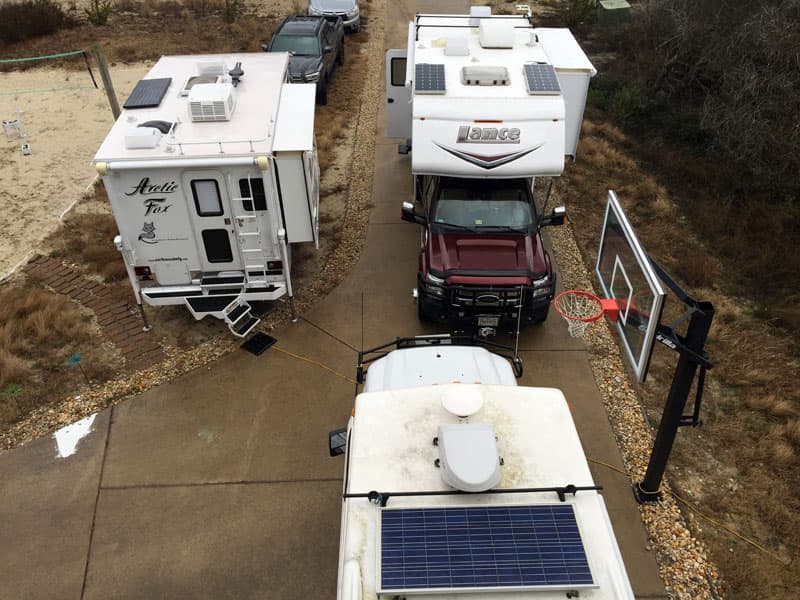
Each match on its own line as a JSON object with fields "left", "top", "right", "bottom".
{"left": 0, "top": 0, "right": 77, "bottom": 45}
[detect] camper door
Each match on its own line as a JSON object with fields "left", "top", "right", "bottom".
{"left": 183, "top": 171, "right": 243, "bottom": 272}
{"left": 385, "top": 49, "right": 411, "bottom": 139}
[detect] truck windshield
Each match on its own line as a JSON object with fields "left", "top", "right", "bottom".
{"left": 271, "top": 35, "right": 320, "bottom": 56}
{"left": 432, "top": 178, "right": 534, "bottom": 230}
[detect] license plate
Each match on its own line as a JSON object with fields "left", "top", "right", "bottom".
{"left": 477, "top": 316, "right": 499, "bottom": 327}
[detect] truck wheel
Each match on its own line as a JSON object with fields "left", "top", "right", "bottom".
{"left": 417, "top": 300, "right": 430, "bottom": 322}
{"left": 337, "top": 43, "right": 345, "bottom": 66}
{"left": 316, "top": 76, "right": 328, "bottom": 105}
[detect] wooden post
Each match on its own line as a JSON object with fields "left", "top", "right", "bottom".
{"left": 93, "top": 43, "right": 121, "bottom": 120}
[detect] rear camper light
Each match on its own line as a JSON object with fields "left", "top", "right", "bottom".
{"left": 267, "top": 260, "right": 283, "bottom": 272}
{"left": 134, "top": 266, "right": 152, "bottom": 280}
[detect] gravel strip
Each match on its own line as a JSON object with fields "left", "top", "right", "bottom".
{"left": 548, "top": 205, "right": 724, "bottom": 599}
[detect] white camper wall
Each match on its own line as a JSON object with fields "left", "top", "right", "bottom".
{"left": 536, "top": 28, "right": 597, "bottom": 158}
{"left": 273, "top": 83, "right": 318, "bottom": 244}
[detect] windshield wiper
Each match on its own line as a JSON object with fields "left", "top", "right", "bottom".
{"left": 476, "top": 224, "right": 531, "bottom": 233}
{"left": 436, "top": 222, "right": 480, "bottom": 233}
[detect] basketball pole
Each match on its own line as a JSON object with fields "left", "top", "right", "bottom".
{"left": 634, "top": 263, "right": 715, "bottom": 502}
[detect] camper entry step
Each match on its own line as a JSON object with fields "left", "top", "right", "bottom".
{"left": 186, "top": 295, "right": 239, "bottom": 313}
{"left": 202, "top": 275, "right": 245, "bottom": 286}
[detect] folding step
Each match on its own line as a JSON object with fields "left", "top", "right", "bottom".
{"left": 231, "top": 315, "right": 260, "bottom": 338}
{"left": 226, "top": 303, "right": 250, "bottom": 325}
{"left": 186, "top": 295, "right": 239, "bottom": 314}
{"left": 201, "top": 275, "right": 245, "bottom": 286}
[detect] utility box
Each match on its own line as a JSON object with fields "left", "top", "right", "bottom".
{"left": 597, "top": 0, "right": 631, "bottom": 26}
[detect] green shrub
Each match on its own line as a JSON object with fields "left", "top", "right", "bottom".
{"left": 223, "top": 0, "right": 239, "bottom": 23}
{"left": 0, "top": 0, "right": 76, "bottom": 45}
{"left": 85, "top": 0, "right": 113, "bottom": 25}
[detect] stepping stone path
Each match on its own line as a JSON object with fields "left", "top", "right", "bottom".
{"left": 23, "top": 255, "right": 164, "bottom": 368}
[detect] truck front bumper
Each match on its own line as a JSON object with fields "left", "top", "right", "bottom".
{"left": 417, "top": 276, "right": 555, "bottom": 332}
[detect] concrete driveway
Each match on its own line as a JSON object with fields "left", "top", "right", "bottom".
{"left": 0, "top": 1, "right": 667, "bottom": 598}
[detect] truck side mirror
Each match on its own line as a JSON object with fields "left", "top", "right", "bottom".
{"left": 260, "top": 43, "right": 269, "bottom": 52}
{"left": 329, "top": 428, "right": 348, "bottom": 457}
{"left": 324, "top": 45, "right": 335, "bottom": 53}
{"left": 540, "top": 205, "right": 566, "bottom": 228}
{"left": 401, "top": 201, "right": 427, "bottom": 225}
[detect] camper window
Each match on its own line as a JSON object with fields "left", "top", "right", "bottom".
{"left": 391, "top": 57, "right": 406, "bottom": 87}
{"left": 191, "top": 179, "right": 223, "bottom": 216}
{"left": 238, "top": 178, "right": 267, "bottom": 212}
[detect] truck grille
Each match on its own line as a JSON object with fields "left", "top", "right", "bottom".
{"left": 451, "top": 286, "right": 526, "bottom": 309}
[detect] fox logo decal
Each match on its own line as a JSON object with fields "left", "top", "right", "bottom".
{"left": 138, "top": 222, "right": 157, "bottom": 244}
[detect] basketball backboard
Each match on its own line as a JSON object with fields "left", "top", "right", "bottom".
{"left": 596, "top": 191, "right": 665, "bottom": 382}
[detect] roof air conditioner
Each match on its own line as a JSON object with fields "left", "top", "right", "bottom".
{"left": 188, "top": 83, "right": 236, "bottom": 122}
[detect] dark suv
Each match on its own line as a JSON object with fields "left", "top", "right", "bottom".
{"left": 264, "top": 15, "right": 344, "bottom": 104}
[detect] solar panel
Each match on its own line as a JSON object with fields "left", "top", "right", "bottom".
{"left": 123, "top": 78, "right": 172, "bottom": 109}
{"left": 523, "top": 63, "right": 561, "bottom": 95}
{"left": 380, "top": 504, "right": 594, "bottom": 593}
{"left": 415, "top": 63, "right": 446, "bottom": 95}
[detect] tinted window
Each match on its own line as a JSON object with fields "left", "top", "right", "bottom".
{"left": 239, "top": 178, "right": 267, "bottom": 211}
{"left": 191, "top": 179, "right": 223, "bottom": 216}
{"left": 391, "top": 57, "right": 406, "bottom": 87}
{"left": 271, "top": 35, "right": 320, "bottom": 56}
{"left": 201, "top": 229, "right": 233, "bottom": 263}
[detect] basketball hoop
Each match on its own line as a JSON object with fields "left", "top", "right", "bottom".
{"left": 553, "top": 290, "right": 620, "bottom": 338}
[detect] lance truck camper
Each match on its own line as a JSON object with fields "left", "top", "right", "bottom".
{"left": 388, "top": 8, "right": 596, "bottom": 335}
{"left": 331, "top": 337, "right": 635, "bottom": 599}
{"left": 93, "top": 53, "right": 320, "bottom": 337}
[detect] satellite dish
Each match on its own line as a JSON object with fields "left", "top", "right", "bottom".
{"left": 441, "top": 386, "right": 483, "bottom": 418}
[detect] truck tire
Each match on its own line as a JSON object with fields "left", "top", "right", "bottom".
{"left": 417, "top": 299, "right": 430, "bottom": 322}
{"left": 337, "top": 42, "right": 345, "bottom": 66}
{"left": 316, "top": 75, "right": 328, "bottom": 105}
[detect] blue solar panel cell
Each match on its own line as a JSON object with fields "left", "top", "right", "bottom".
{"left": 380, "top": 504, "right": 594, "bottom": 592}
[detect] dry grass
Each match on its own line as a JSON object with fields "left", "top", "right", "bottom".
{"left": 0, "top": 285, "right": 120, "bottom": 425}
{"left": 45, "top": 187, "right": 127, "bottom": 282}
{"left": 561, "top": 116, "right": 800, "bottom": 598}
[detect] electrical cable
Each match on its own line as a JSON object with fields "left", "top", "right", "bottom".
{"left": 272, "top": 345, "right": 357, "bottom": 385}
{"left": 298, "top": 315, "right": 360, "bottom": 352}
{"left": 587, "top": 458, "right": 790, "bottom": 565}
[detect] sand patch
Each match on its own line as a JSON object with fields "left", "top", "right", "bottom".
{"left": 0, "top": 63, "right": 150, "bottom": 276}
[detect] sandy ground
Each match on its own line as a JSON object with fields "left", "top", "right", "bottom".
{"left": 0, "top": 64, "right": 150, "bottom": 277}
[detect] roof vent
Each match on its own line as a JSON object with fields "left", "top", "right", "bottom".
{"left": 437, "top": 423, "right": 501, "bottom": 492}
{"left": 462, "top": 65, "right": 510, "bottom": 86}
{"left": 479, "top": 19, "right": 515, "bottom": 49}
{"left": 181, "top": 74, "right": 221, "bottom": 97}
{"left": 188, "top": 83, "right": 236, "bottom": 122}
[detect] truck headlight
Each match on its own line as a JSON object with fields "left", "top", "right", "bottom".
{"left": 308, "top": 5, "right": 322, "bottom": 15}
{"left": 531, "top": 276, "right": 552, "bottom": 298}
{"left": 423, "top": 272, "right": 445, "bottom": 297}
{"left": 305, "top": 68, "right": 323, "bottom": 82}
{"left": 346, "top": 6, "right": 359, "bottom": 18}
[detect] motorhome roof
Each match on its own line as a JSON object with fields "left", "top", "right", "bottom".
{"left": 93, "top": 53, "right": 293, "bottom": 162}
{"left": 340, "top": 384, "right": 634, "bottom": 598}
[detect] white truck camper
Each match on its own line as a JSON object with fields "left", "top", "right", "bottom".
{"left": 93, "top": 53, "right": 320, "bottom": 337}
{"left": 331, "top": 337, "right": 634, "bottom": 599}
{"left": 386, "top": 8, "right": 597, "bottom": 175}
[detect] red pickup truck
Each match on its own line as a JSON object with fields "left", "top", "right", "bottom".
{"left": 402, "top": 176, "right": 565, "bottom": 336}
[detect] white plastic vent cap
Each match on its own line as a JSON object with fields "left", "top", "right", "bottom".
{"left": 437, "top": 423, "right": 501, "bottom": 492}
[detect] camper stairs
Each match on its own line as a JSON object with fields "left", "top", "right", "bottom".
{"left": 184, "top": 295, "right": 260, "bottom": 337}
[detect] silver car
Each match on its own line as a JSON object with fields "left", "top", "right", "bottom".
{"left": 308, "top": 0, "right": 360, "bottom": 33}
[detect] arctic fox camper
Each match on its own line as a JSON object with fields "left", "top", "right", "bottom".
{"left": 330, "top": 336, "right": 634, "bottom": 599}
{"left": 93, "top": 53, "right": 320, "bottom": 337}
{"left": 388, "top": 8, "right": 596, "bottom": 335}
